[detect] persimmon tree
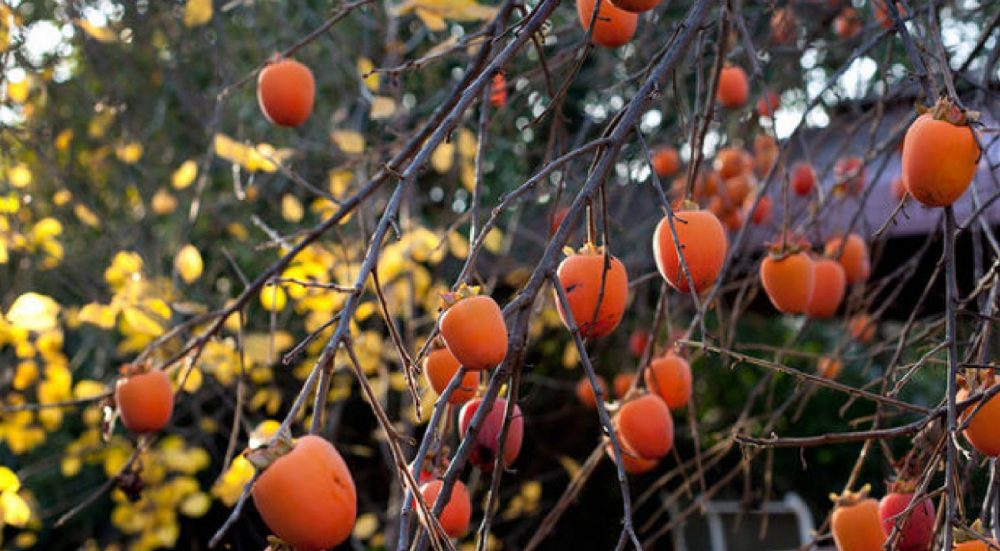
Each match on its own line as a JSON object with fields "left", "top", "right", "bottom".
{"left": 1, "top": 0, "right": 1000, "bottom": 550}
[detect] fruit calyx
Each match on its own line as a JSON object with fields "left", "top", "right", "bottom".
{"left": 919, "top": 97, "right": 976, "bottom": 126}
{"left": 674, "top": 199, "right": 700, "bottom": 212}
{"left": 244, "top": 431, "right": 295, "bottom": 471}
{"left": 119, "top": 361, "right": 153, "bottom": 377}
{"left": 954, "top": 520, "right": 991, "bottom": 544}
{"left": 265, "top": 535, "right": 295, "bottom": 551}
{"left": 564, "top": 241, "right": 608, "bottom": 257}
{"left": 439, "top": 283, "right": 481, "bottom": 310}
{"left": 886, "top": 478, "right": 918, "bottom": 494}
{"left": 829, "top": 484, "right": 871, "bottom": 507}
{"left": 764, "top": 237, "right": 808, "bottom": 260}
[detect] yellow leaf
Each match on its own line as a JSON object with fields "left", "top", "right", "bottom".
{"left": 414, "top": 7, "right": 447, "bottom": 31}
{"left": 6, "top": 76, "right": 28, "bottom": 103}
{"left": 8, "top": 164, "right": 31, "bottom": 188}
{"left": 431, "top": 142, "right": 454, "bottom": 173}
{"left": 562, "top": 341, "right": 579, "bottom": 369}
{"left": 353, "top": 512, "right": 380, "bottom": 540}
{"left": 0, "top": 467, "right": 20, "bottom": 493}
{"left": 447, "top": 231, "right": 469, "bottom": 259}
{"left": 53, "top": 190, "right": 72, "bottom": 206}
{"left": 180, "top": 491, "right": 211, "bottom": 517}
{"left": 121, "top": 306, "right": 164, "bottom": 336}
{"left": 174, "top": 244, "right": 203, "bottom": 284}
{"left": 79, "top": 303, "right": 117, "bottom": 329}
{"left": 329, "top": 169, "right": 353, "bottom": 196}
{"left": 331, "top": 130, "right": 366, "bottom": 155}
{"left": 55, "top": 129, "right": 74, "bottom": 151}
{"left": 370, "top": 96, "right": 397, "bottom": 119}
{"left": 183, "top": 0, "right": 213, "bottom": 27}
{"left": 460, "top": 160, "right": 476, "bottom": 192}
{"left": 260, "top": 286, "right": 287, "bottom": 311}
{"left": 182, "top": 366, "right": 203, "bottom": 392}
{"left": 357, "top": 57, "right": 379, "bottom": 92}
{"left": 74, "top": 204, "right": 101, "bottom": 227}
{"left": 151, "top": 188, "right": 178, "bottom": 215}
{"left": 75, "top": 19, "right": 117, "bottom": 43}
{"left": 30, "top": 217, "right": 62, "bottom": 241}
{"left": 6, "top": 293, "right": 60, "bottom": 332}
{"left": 281, "top": 194, "right": 304, "bottom": 223}
{"left": 1, "top": 490, "right": 30, "bottom": 527}
{"left": 115, "top": 142, "right": 143, "bottom": 164}
{"left": 458, "top": 128, "right": 478, "bottom": 158}
{"left": 73, "top": 379, "right": 107, "bottom": 399}
{"left": 172, "top": 160, "right": 198, "bottom": 189}
{"left": 483, "top": 227, "right": 503, "bottom": 253}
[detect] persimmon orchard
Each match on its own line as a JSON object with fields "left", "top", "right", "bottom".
{"left": 2, "top": 0, "right": 1000, "bottom": 550}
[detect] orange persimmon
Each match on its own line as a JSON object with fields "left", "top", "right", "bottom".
{"left": 902, "top": 99, "right": 980, "bottom": 207}
{"left": 830, "top": 486, "right": 887, "bottom": 551}
{"left": 554, "top": 244, "right": 629, "bottom": 339}
{"left": 652, "top": 146, "right": 681, "bottom": 177}
{"left": 644, "top": 353, "right": 692, "bottom": 410}
{"left": 605, "top": 441, "right": 658, "bottom": 474}
{"left": 653, "top": 206, "right": 728, "bottom": 293}
{"left": 958, "top": 376, "right": 1000, "bottom": 457}
{"left": 576, "top": 0, "right": 637, "bottom": 48}
{"left": 616, "top": 393, "right": 674, "bottom": 460}
{"left": 115, "top": 364, "right": 174, "bottom": 434}
{"left": 717, "top": 65, "right": 749, "bottom": 109}
{"left": 760, "top": 250, "right": 815, "bottom": 314}
{"left": 257, "top": 58, "right": 315, "bottom": 127}
{"left": 424, "top": 347, "right": 479, "bottom": 405}
{"left": 439, "top": 290, "right": 508, "bottom": 371}
{"left": 614, "top": 372, "right": 635, "bottom": 399}
{"left": 806, "top": 258, "right": 847, "bottom": 319}
{"left": 576, "top": 375, "right": 609, "bottom": 409}
{"left": 418, "top": 479, "right": 472, "bottom": 538}
{"left": 791, "top": 162, "right": 816, "bottom": 196}
{"left": 824, "top": 233, "right": 870, "bottom": 284}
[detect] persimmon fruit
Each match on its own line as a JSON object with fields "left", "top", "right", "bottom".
{"left": 834, "top": 7, "right": 862, "bottom": 39}
{"left": 878, "top": 487, "right": 935, "bottom": 551}
{"left": 824, "top": 234, "right": 870, "bottom": 284}
{"left": 616, "top": 394, "right": 674, "bottom": 460}
{"left": 115, "top": 365, "right": 174, "bottom": 434}
{"left": 806, "top": 258, "right": 847, "bottom": 319}
{"left": 418, "top": 479, "right": 472, "bottom": 538}
{"left": 608, "top": 0, "right": 659, "bottom": 14}
{"left": 489, "top": 73, "right": 507, "bottom": 108}
{"left": 614, "top": 372, "right": 635, "bottom": 399}
{"left": 818, "top": 357, "right": 843, "bottom": 380}
{"left": 652, "top": 147, "right": 680, "bottom": 177}
{"left": 257, "top": 58, "right": 315, "bottom": 127}
{"left": 958, "top": 377, "right": 1000, "bottom": 457}
{"left": 715, "top": 147, "right": 746, "bottom": 179}
{"left": 576, "top": 375, "right": 608, "bottom": 409}
{"left": 901, "top": 99, "right": 980, "bottom": 207}
{"left": 424, "top": 347, "right": 479, "bottom": 405}
{"left": 458, "top": 397, "right": 524, "bottom": 472}
{"left": 849, "top": 314, "right": 876, "bottom": 343}
{"left": 644, "top": 353, "right": 692, "bottom": 410}
{"left": 605, "top": 442, "right": 658, "bottom": 474}
{"left": 250, "top": 435, "right": 357, "bottom": 551}
{"left": 791, "top": 163, "right": 816, "bottom": 196}
{"left": 760, "top": 250, "right": 815, "bottom": 314}
{"left": 757, "top": 91, "right": 780, "bottom": 118}
{"left": 628, "top": 329, "right": 650, "bottom": 358}
{"left": 830, "top": 486, "right": 887, "bottom": 551}
{"left": 554, "top": 244, "right": 629, "bottom": 339}
{"left": 439, "top": 291, "right": 508, "bottom": 371}
{"left": 576, "top": 0, "right": 637, "bottom": 48}
{"left": 717, "top": 66, "right": 749, "bottom": 109}
{"left": 653, "top": 207, "right": 728, "bottom": 293}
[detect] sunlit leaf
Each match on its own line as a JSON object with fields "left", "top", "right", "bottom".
{"left": 331, "top": 130, "right": 365, "bottom": 155}
{"left": 259, "top": 286, "right": 287, "bottom": 311}
{"left": 353, "top": 512, "right": 380, "bottom": 540}
{"left": 115, "top": 142, "right": 144, "bottom": 164}
{"left": 6, "top": 77, "right": 29, "bottom": 103}
{"left": 7, "top": 293, "right": 59, "bottom": 332}
{"left": 79, "top": 302, "right": 118, "bottom": 329}
{"left": 183, "top": 0, "right": 213, "bottom": 27}
{"left": 174, "top": 244, "right": 203, "bottom": 284}
{"left": 0, "top": 467, "right": 20, "bottom": 493}
{"left": 1, "top": 490, "right": 30, "bottom": 526}
{"left": 7, "top": 164, "right": 31, "bottom": 188}
{"left": 172, "top": 160, "right": 198, "bottom": 189}
{"left": 281, "top": 194, "right": 304, "bottom": 223}
{"left": 74, "top": 204, "right": 101, "bottom": 227}
{"left": 370, "top": 96, "right": 397, "bottom": 119}
{"left": 357, "top": 57, "right": 379, "bottom": 92}
{"left": 329, "top": 169, "right": 353, "bottom": 196}
{"left": 151, "top": 188, "right": 178, "bottom": 215}
{"left": 75, "top": 19, "right": 117, "bottom": 43}
{"left": 431, "top": 142, "right": 454, "bottom": 173}
{"left": 54, "top": 129, "right": 74, "bottom": 151}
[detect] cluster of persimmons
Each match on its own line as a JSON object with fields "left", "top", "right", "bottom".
{"left": 102, "top": 4, "right": 1000, "bottom": 550}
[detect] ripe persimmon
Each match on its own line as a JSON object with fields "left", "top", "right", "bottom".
{"left": 770, "top": 8, "right": 796, "bottom": 44}
{"left": 901, "top": 99, "right": 980, "bottom": 207}
{"left": 614, "top": 372, "right": 635, "bottom": 399}
{"left": 958, "top": 377, "right": 1000, "bottom": 456}
{"left": 878, "top": 484, "right": 935, "bottom": 551}
{"left": 439, "top": 289, "right": 508, "bottom": 371}
{"left": 824, "top": 233, "right": 870, "bottom": 284}
{"left": 834, "top": 7, "right": 862, "bottom": 39}
{"left": 257, "top": 58, "right": 315, "bottom": 127}
{"left": 715, "top": 147, "right": 747, "bottom": 179}
{"left": 249, "top": 435, "right": 357, "bottom": 551}
{"left": 806, "top": 258, "right": 847, "bottom": 319}
{"left": 955, "top": 539, "right": 1000, "bottom": 551}
{"left": 489, "top": 73, "right": 507, "bottom": 108}
{"left": 605, "top": 442, "right": 658, "bottom": 474}
{"left": 818, "top": 357, "right": 843, "bottom": 379}
{"left": 576, "top": 375, "right": 608, "bottom": 409}
{"left": 723, "top": 174, "right": 753, "bottom": 206}
{"left": 757, "top": 91, "right": 780, "bottom": 118}
{"left": 459, "top": 397, "right": 524, "bottom": 472}
{"left": 873, "top": 0, "right": 906, "bottom": 28}
{"left": 760, "top": 250, "right": 815, "bottom": 314}
{"left": 418, "top": 479, "right": 472, "bottom": 538}
{"left": 653, "top": 206, "right": 728, "bottom": 293}
{"left": 424, "top": 347, "right": 479, "bottom": 405}
{"left": 616, "top": 394, "right": 673, "bottom": 460}
{"left": 652, "top": 146, "right": 680, "bottom": 177}
{"left": 791, "top": 163, "right": 816, "bottom": 196}
{"left": 576, "top": 0, "right": 637, "bottom": 48}
{"left": 831, "top": 487, "right": 886, "bottom": 551}
{"left": 746, "top": 194, "right": 772, "bottom": 226}
{"left": 717, "top": 65, "right": 749, "bottom": 109}
{"left": 644, "top": 353, "right": 692, "bottom": 410}
{"left": 115, "top": 364, "right": 174, "bottom": 434}
{"left": 609, "top": 0, "right": 659, "bottom": 14}
{"left": 554, "top": 243, "right": 629, "bottom": 339}
{"left": 753, "top": 135, "right": 779, "bottom": 177}
{"left": 891, "top": 177, "right": 908, "bottom": 202}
